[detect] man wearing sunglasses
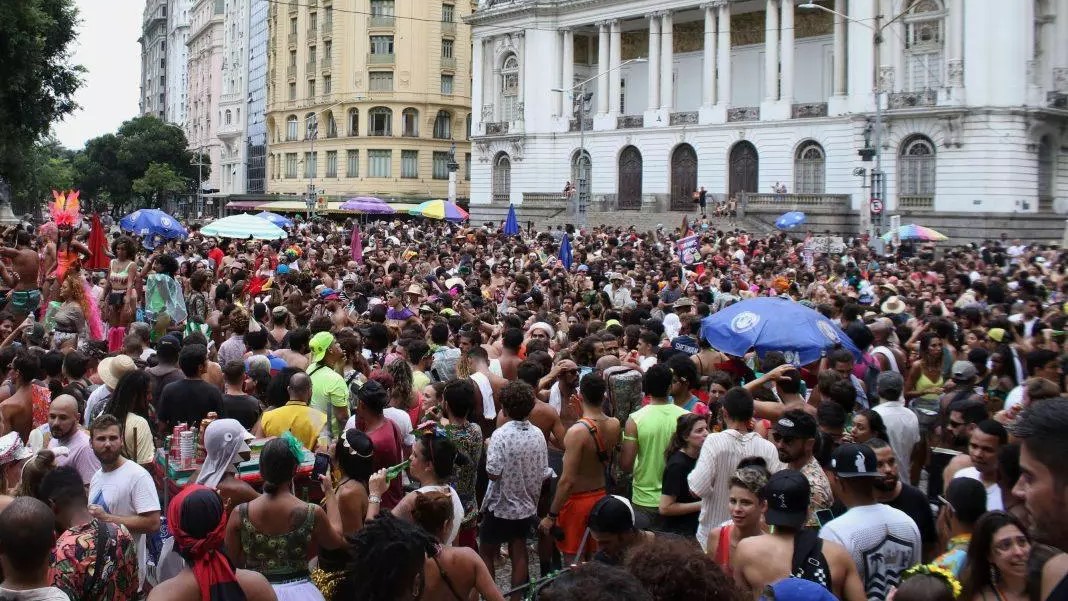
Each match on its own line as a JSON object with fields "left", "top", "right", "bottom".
{"left": 772, "top": 410, "right": 831, "bottom": 528}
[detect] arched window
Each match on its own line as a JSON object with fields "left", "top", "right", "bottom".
{"left": 224, "top": 109, "right": 232, "bottom": 125}
{"left": 493, "top": 153, "right": 511, "bottom": 203}
{"left": 305, "top": 112, "right": 318, "bottom": 139}
{"left": 899, "top": 135, "right": 936, "bottom": 205}
{"left": 433, "top": 110, "right": 452, "bottom": 139}
{"left": 286, "top": 115, "right": 298, "bottom": 141}
{"left": 348, "top": 108, "right": 359, "bottom": 136}
{"left": 325, "top": 111, "right": 337, "bottom": 138}
{"left": 501, "top": 53, "right": 519, "bottom": 121}
{"left": 571, "top": 149, "right": 591, "bottom": 195}
{"left": 1039, "top": 135, "right": 1055, "bottom": 203}
{"left": 904, "top": 0, "right": 945, "bottom": 91}
{"left": 794, "top": 141, "right": 826, "bottom": 194}
{"left": 368, "top": 107, "right": 392, "bottom": 136}
{"left": 402, "top": 108, "right": 419, "bottom": 137}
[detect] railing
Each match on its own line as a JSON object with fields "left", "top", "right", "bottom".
{"left": 287, "top": 32, "right": 297, "bottom": 46}
{"left": 369, "top": 15, "right": 395, "bottom": 28}
{"left": 367, "top": 52, "right": 395, "bottom": 65}
{"left": 670, "top": 111, "right": 698, "bottom": 126}
{"left": 321, "top": 20, "right": 333, "bottom": 37}
{"left": 441, "top": 56, "right": 456, "bottom": 70}
{"left": 1048, "top": 92, "right": 1068, "bottom": 109}
{"left": 617, "top": 115, "right": 643, "bottom": 129}
{"left": 306, "top": 27, "right": 316, "bottom": 39}
{"left": 286, "top": 66, "right": 296, "bottom": 79}
{"left": 442, "top": 21, "right": 456, "bottom": 35}
{"left": 320, "top": 58, "right": 331, "bottom": 72}
{"left": 898, "top": 195, "right": 934, "bottom": 210}
{"left": 568, "top": 117, "right": 593, "bottom": 132}
{"left": 492, "top": 193, "right": 510, "bottom": 203}
{"left": 792, "top": 102, "right": 828, "bottom": 118}
{"left": 485, "top": 122, "right": 509, "bottom": 135}
{"left": 742, "top": 193, "right": 851, "bottom": 209}
{"left": 306, "top": 61, "right": 316, "bottom": 73}
{"left": 522, "top": 192, "right": 568, "bottom": 205}
{"left": 888, "top": 90, "right": 937, "bottom": 109}
{"left": 727, "top": 107, "right": 759, "bottom": 122}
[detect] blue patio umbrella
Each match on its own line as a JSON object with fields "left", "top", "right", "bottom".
{"left": 775, "top": 211, "right": 807, "bottom": 230}
{"left": 256, "top": 211, "right": 294, "bottom": 228}
{"left": 503, "top": 203, "right": 520, "bottom": 235}
{"left": 119, "top": 209, "right": 188, "bottom": 240}
{"left": 559, "top": 234, "right": 573, "bottom": 270}
{"left": 700, "top": 297, "right": 861, "bottom": 366}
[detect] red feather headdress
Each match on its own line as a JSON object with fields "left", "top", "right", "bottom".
{"left": 50, "top": 190, "right": 81, "bottom": 227}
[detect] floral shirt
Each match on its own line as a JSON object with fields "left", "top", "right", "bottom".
{"left": 482, "top": 420, "right": 548, "bottom": 520}
{"left": 50, "top": 519, "right": 139, "bottom": 601}
{"left": 802, "top": 456, "right": 834, "bottom": 528}
{"left": 445, "top": 422, "right": 483, "bottom": 526}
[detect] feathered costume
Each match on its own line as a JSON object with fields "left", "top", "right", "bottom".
{"left": 49, "top": 190, "right": 104, "bottom": 341}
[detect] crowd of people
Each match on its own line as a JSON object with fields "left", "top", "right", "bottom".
{"left": 0, "top": 192, "right": 1062, "bottom": 601}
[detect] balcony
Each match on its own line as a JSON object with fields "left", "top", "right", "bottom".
{"left": 792, "top": 102, "right": 828, "bottom": 119}
{"left": 898, "top": 195, "right": 934, "bottom": 210}
{"left": 306, "top": 27, "right": 317, "bottom": 40}
{"left": 321, "top": 20, "right": 333, "bottom": 38}
{"left": 441, "top": 56, "right": 456, "bottom": 70}
{"left": 367, "top": 52, "right": 395, "bottom": 65}
{"left": 741, "top": 193, "right": 852, "bottom": 210}
{"left": 568, "top": 117, "right": 593, "bottom": 132}
{"left": 369, "top": 15, "right": 395, "bottom": 28}
{"left": 320, "top": 58, "right": 332, "bottom": 72}
{"left": 727, "top": 107, "right": 759, "bottom": 122}
{"left": 888, "top": 90, "right": 937, "bottom": 109}
{"left": 306, "top": 61, "right": 316, "bottom": 73}
{"left": 286, "top": 65, "right": 296, "bottom": 80}
{"left": 287, "top": 32, "right": 297, "bottom": 47}
{"left": 485, "top": 122, "right": 509, "bottom": 135}
{"left": 617, "top": 115, "right": 643, "bottom": 129}
{"left": 670, "top": 111, "right": 698, "bottom": 126}
{"left": 441, "top": 21, "right": 456, "bottom": 35}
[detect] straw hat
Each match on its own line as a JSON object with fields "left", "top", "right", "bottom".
{"left": 98, "top": 355, "right": 136, "bottom": 390}
{"left": 880, "top": 296, "right": 906, "bottom": 315}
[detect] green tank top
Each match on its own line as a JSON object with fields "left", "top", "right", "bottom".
{"left": 238, "top": 501, "right": 316, "bottom": 582}
{"left": 629, "top": 403, "right": 688, "bottom": 509}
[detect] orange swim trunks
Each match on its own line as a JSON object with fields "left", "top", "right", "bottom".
{"left": 556, "top": 488, "right": 605, "bottom": 556}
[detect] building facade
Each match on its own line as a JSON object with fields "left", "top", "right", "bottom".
{"left": 247, "top": 0, "right": 269, "bottom": 193}
{"left": 468, "top": 0, "right": 1068, "bottom": 225}
{"left": 139, "top": 0, "right": 169, "bottom": 118}
{"left": 186, "top": 0, "right": 225, "bottom": 198}
{"left": 264, "top": 0, "right": 476, "bottom": 201}
{"left": 166, "top": 0, "right": 192, "bottom": 126}
{"left": 218, "top": 0, "right": 251, "bottom": 194}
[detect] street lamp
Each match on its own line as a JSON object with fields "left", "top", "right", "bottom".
{"left": 305, "top": 96, "right": 369, "bottom": 218}
{"left": 800, "top": 2, "right": 919, "bottom": 246}
{"left": 552, "top": 57, "right": 647, "bottom": 233}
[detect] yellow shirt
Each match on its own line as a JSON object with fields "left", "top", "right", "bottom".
{"left": 261, "top": 401, "right": 328, "bottom": 450}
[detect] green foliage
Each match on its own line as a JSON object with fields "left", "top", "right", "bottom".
{"left": 132, "top": 162, "right": 187, "bottom": 208}
{"left": 0, "top": 0, "right": 84, "bottom": 192}
{"left": 10, "top": 136, "right": 77, "bottom": 216}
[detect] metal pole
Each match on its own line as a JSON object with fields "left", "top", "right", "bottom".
{"left": 198, "top": 145, "right": 203, "bottom": 219}
{"left": 307, "top": 118, "right": 316, "bottom": 220}
{"left": 577, "top": 85, "right": 588, "bottom": 233}
{"left": 871, "top": 10, "right": 888, "bottom": 252}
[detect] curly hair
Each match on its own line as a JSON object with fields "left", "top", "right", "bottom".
{"left": 622, "top": 537, "right": 742, "bottom": 601}
{"left": 336, "top": 512, "right": 436, "bottom": 601}
{"left": 410, "top": 490, "right": 454, "bottom": 539}
{"left": 111, "top": 236, "right": 137, "bottom": 259}
{"left": 540, "top": 562, "right": 652, "bottom": 601}
{"left": 386, "top": 358, "right": 414, "bottom": 410}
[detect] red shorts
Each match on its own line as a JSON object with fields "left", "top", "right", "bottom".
{"left": 557, "top": 488, "right": 605, "bottom": 556}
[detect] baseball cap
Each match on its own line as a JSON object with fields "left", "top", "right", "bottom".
{"left": 876, "top": 370, "right": 904, "bottom": 400}
{"left": 673, "top": 297, "right": 694, "bottom": 309}
{"left": 157, "top": 334, "right": 181, "bottom": 354}
{"left": 951, "top": 360, "right": 978, "bottom": 382}
{"left": 759, "top": 578, "right": 839, "bottom": 601}
{"left": 761, "top": 470, "right": 810, "bottom": 529}
{"left": 830, "top": 443, "right": 880, "bottom": 478}
{"left": 988, "top": 327, "right": 1007, "bottom": 343}
{"left": 771, "top": 414, "right": 817, "bottom": 439}
{"left": 587, "top": 495, "right": 649, "bottom": 533}
{"left": 309, "top": 332, "right": 335, "bottom": 364}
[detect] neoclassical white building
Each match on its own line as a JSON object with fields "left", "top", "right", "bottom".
{"left": 468, "top": 0, "right": 1068, "bottom": 227}
{"left": 218, "top": 0, "right": 251, "bottom": 194}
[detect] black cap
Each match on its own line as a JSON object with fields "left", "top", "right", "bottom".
{"left": 587, "top": 495, "right": 648, "bottom": 533}
{"left": 830, "top": 443, "right": 880, "bottom": 478}
{"left": 772, "top": 413, "right": 817, "bottom": 439}
{"left": 762, "top": 470, "right": 811, "bottom": 529}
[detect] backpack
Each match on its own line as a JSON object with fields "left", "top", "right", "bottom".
{"left": 602, "top": 366, "right": 643, "bottom": 426}
{"left": 859, "top": 354, "right": 881, "bottom": 404}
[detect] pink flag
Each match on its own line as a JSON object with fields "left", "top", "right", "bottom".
{"left": 350, "top": 224, "right": 363, "bottom": 263}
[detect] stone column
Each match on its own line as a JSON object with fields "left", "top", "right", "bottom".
{"left": 554, "top": 30, "right": 564, "bottom": 117}
{"left": 660, "top": 11, "right": 674, "bottom": 111}
{"left": 1057, "top": 0, "right": 1068, "bottom": 91}
{"left": 597, "top": 22, "right": 610, "bottom": 115}
{"left": 516, "top": 31, "right": 526, "bottom": 117}
{"left": 702, "top": 3, "right": 717, "bottom": 107}
{"left": 472, "top": 36, "right": 484, "bottom": 132}
{"left": 832, "top": 0, "right": 847, "bottom": 96}
{"left": 647, "top": 14, "right": 661, "bottom": 113}
{"left": 716, "top": 1, "right": 732, "bottom": 108}
{"left": 609, "top": 19, "right": 622, "bottom": 116}
{"left": 562, "top": 28, "right": 575, "bottom": 119}
{"left": 946, "top": 0, "right": 965, "bottom": 93}
{"left": 764, "top": 0, "right": 779, "bottom": 101}
{"left": 780, "top": 0, "right": 794, "bottom": 103}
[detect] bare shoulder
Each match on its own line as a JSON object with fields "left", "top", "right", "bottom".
{"left": 237, "top": 569, "right": 278, "bottom": 601}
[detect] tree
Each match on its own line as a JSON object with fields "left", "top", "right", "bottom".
{"left": 11, "top": 136, "right": 76, "bottom": 216}
{"left": 0, "top": 0, "right": 84, "bottom": 193}
{"left": 132, "top": 162, "right": 187, "bottom": 208}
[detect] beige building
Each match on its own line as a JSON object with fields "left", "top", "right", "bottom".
{"left": 265, "top": 0, "right": 474, "bottom": 201}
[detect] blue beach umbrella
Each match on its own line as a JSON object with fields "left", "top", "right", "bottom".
{"left": 775, "top": 211, "right": 806, "bottom": 230}
{"left": 256, "top": 211, "right": 294, "bottom": 228}
{"left": 119, "top": 209, "right": 188, "bottom": 240}
{"left": 503, "top": 203, "right": 520, "bottom": 235}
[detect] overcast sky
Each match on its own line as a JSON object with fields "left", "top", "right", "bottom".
{"left": 53, "top": 0, "right": 142, "bottom": 150}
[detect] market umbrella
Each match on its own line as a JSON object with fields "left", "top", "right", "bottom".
{"left": 340, "top": 196, "right": 395, "bottom": 214}
{"left": 119, "top": 209, "right": 188, "bottom": 240}
{"left": 880, "top": 224, "right": 948, "bottom": 242}
{"left": 350, "top": 224, "right": 363, "bottom": 264}
{"left": 85, "top": 213, "right": 110, "bottom": 270}
{"left": 700, "top": 297, "right": 861, "bottom": 366}
{"left": 256, "top": 211, "right": 294, "bottom": 228}
{"left": 201, "top": 214, "right": 287, "bottom": 240}
{"left": 559, "top": 233, "right": 573, "bottom": 270}
{"left": 408, "top": 199, "right": 469, "bottom": 222}
{"left": 503, "top": 203, "right": 520, "bottom": 235}
{"left": 775, "top": 211, "right": 807, "bottom": 230}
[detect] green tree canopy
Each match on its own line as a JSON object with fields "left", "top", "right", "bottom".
{"left": 132, "top": 162, "right": 187, "bottom": 208}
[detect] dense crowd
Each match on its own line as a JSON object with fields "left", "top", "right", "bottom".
{"left": 0, "top": 195, "right": 1063, "bottom": 601}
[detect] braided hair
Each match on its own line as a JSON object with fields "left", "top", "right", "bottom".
{"left": 336, "top": 512, "right": 436, "bottom": 601}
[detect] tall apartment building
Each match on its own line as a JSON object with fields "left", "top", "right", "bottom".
{"left": 265, "top": 0, "right": 475, "bottom": 201}
{"left": 246, "top": 0, "right": 269, "bottom": 193}
{"left": 138, "top": 0, "right": 169, "bottom": 118}
{"left": 186, "top": 0, "right": 224, "bottom": 197}
{"left": 165, "top": 0, "right": 192, "bottom": 126}
{"left": 218, "top": 0, "right": 251, "bottom": 194}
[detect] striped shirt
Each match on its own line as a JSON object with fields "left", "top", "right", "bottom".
{"left": 688, "top": 429, "right": 782, "bottom": 551}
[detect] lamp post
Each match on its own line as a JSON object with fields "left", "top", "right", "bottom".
{"left": 800, "top": 2, "right": 918, "bottom": 248}
{"left": 305, "top": 96, "right": 368, "bottom": 219}
{"left": 552, "top": 57, "right": 647, "bottom": 233}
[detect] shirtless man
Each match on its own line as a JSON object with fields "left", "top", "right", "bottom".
{"left": 0, "top": 352, "right": 43, "bottom": 443}
{"left": 733, "top": 470, "right": 865, "bottom": 601}
{"left": 0, "top": 231, "right": 42, "bottom": 321}
{"left": 496, "top": 328, "right": 524, "bottom": 381}
{"left": 537, "top": 359, "right": 581, "bottom": 428}
{"left": 539, "top": 372, "right": 620, "bottom": 565}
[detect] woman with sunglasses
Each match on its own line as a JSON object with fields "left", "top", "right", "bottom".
{"left": 961, "top": 511, "right": 1031, "bottom": 601}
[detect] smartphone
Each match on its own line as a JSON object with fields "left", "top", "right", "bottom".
{"left": 312, "top": 452, "right": 331, "bottom": 481}
{"left": 815, "top": 509, "right": 836, "bottom": 528}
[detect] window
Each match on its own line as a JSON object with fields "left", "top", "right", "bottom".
{"left": 898, "top": 135, "right": 936, "bottom": 201}
{"left": 402, "top": 108, "right": 419, "bottom": 136}
{"left": 309, "top": 12, "right": 317, "bottom": 30}
{"left": 348, "top": 108, "right": 359, "bottom": 135}
{"left": 466, "top": 114, "right": 472, "bottom": 140}
{"left": 346, "top": 150, "right": 359, "bottom": 177}
{"left": 904, "top": 0, "right": 945, "bottom": 91}
{"left": 324, "top": 41, "right": 332, "bottom": 61}
{"left": 304, "top": 151, "right": 317, "bottom": 178}
{"left": 285, "top": 153, "right": 298, "bottom": 178}
{"left": 288, "top": 82, "right": 296, "bottom": 100}
{"left": 309, "top": 46, "right": 317, "bottom": 64}
{"left": 308, "top": 79, "right": 316, "bottom": 97}
{"left": 305, "top": 112, "right": 317, "bottom": 139}
{"left": 500, "top": 53, "right": 519, "bottom": 120}
{"left": 224, "top": 109, "right": 232, "bottom": 125}
{"left": 369, "top": 72, "right": 393, "bottom": 91}
{"left": 442, "top": 4, "right": 454, "bottom": 22}
{"left": 442, "top": 39, "right": 454, "bottom": 59}
{"left": 432, "top": 152, "right": 450, "bottom": 179}
{"left": 401, "top": 150, "right": 418, "bottom": 178}
{"left": 368, "top": 107, "right": 392, "bottom": 135}
{"left": 440, "top": 75, "right": 454, "bottom": 95}
{"left": 286, "top": 115, "right": 298, "bottom": 140}
{"left": 369, "top": 149, "right": 392, "bottom": 177}
{"left": 326, "top": 150, "right": 338, "bottom": 177}
{"left": 326, "top": 112, "right": 337, "bottom": 137}
{"left": 433, "top": 110, "right": 452, "bottom": 139}
{"left": 1039, "top": 135, "right": 1055, "bottom": 200}
{"left": 370, "top": 35, "right": 394, "bottom": 55}
{"left": 289, "top": 50, "right": 297, "bottom": 68}
{"left": 370, "top": 0, "right": 394, "bottom": 16}
{"left": 794, "top": 141, "right": 826, "bottom": 194}
{"left": 465, "top": 153, "right": 471, "bottom": 180}
{"left": 324, "top": 75, "right": 332, "bottom": 94}
{"left": 492, "top": 153, "right": 511, "bottom": 202}
{"left": 289, "top": 17, "right": 297, "bottom": 34}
